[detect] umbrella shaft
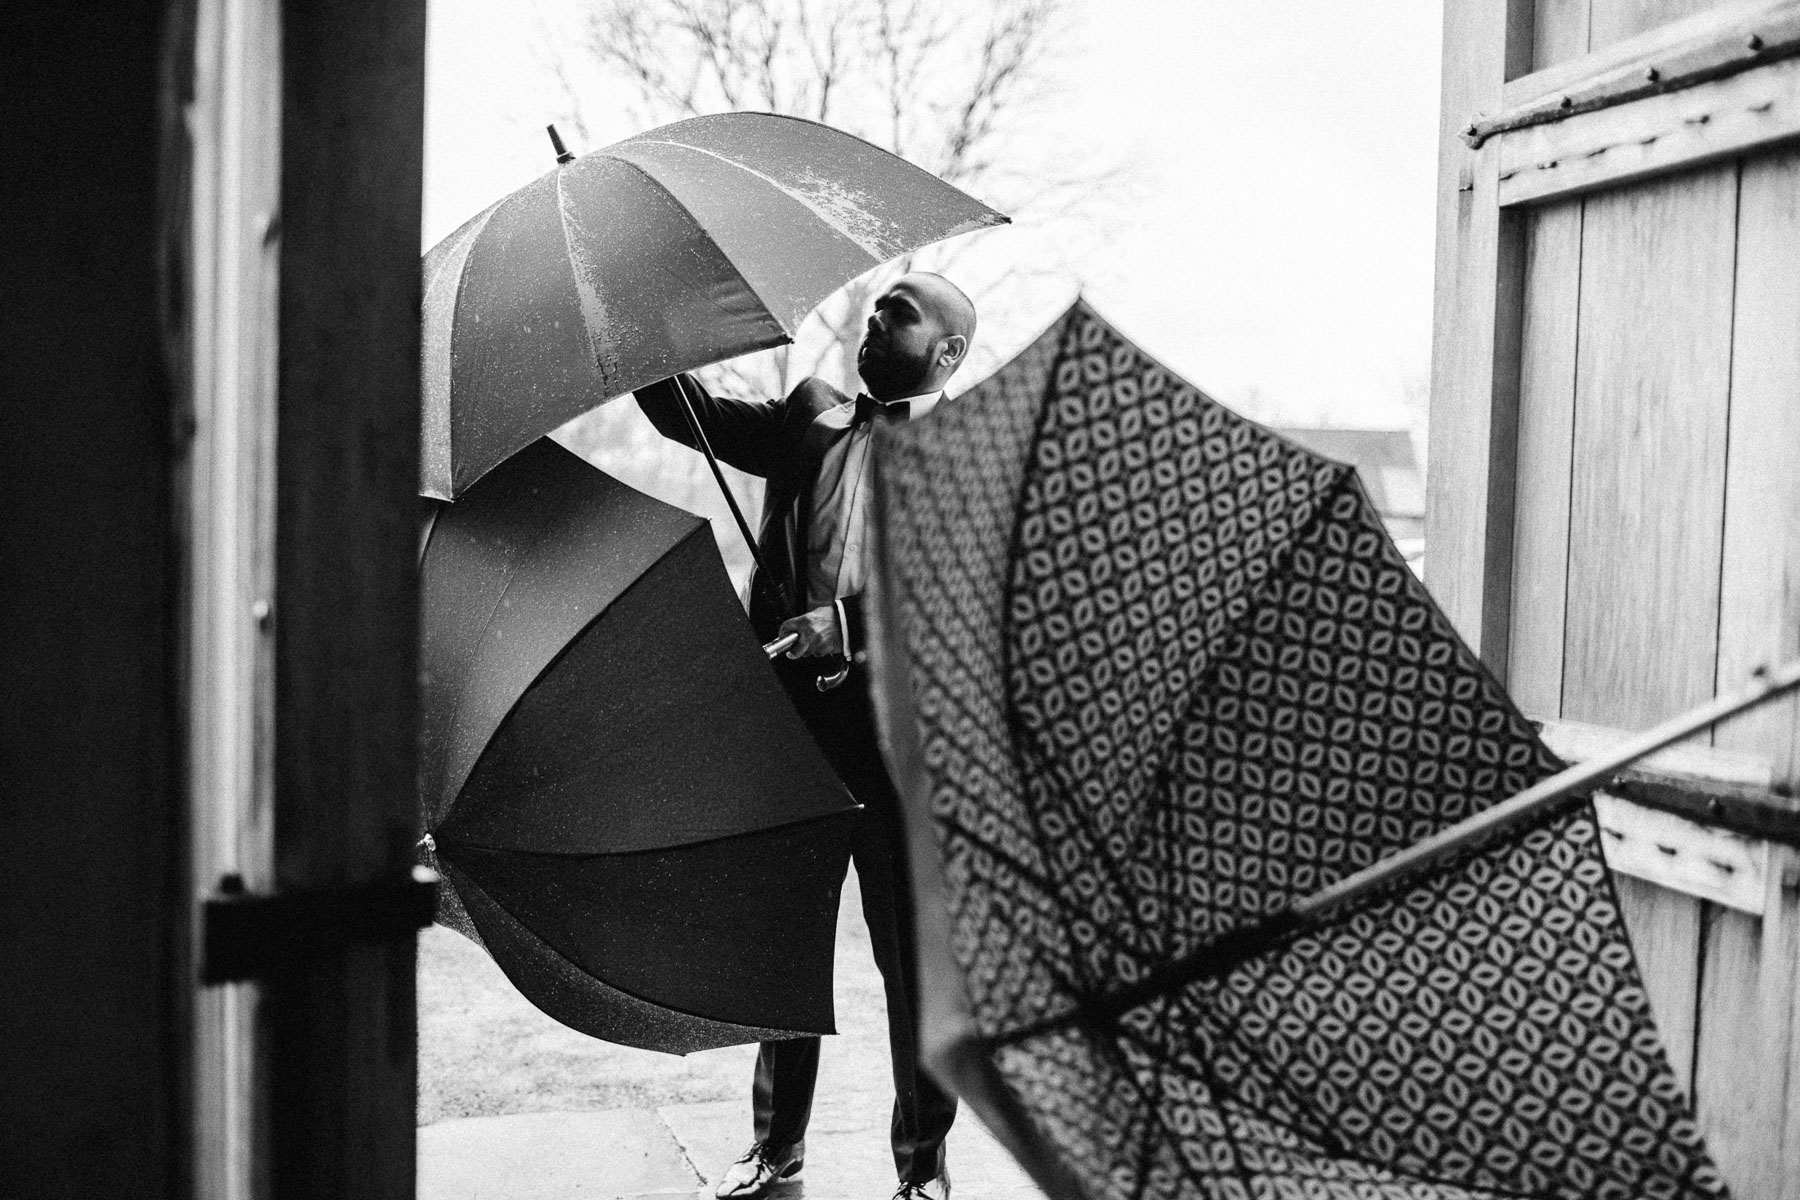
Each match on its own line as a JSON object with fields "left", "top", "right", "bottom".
{"left": 1006, "top": 657, "right": 1800, "bottom": 1038}
{"left": 673, "top": 376, "right": 793, "bottom": 614}
{"left": 1296, "top": 656, "right": 1800, "bottom": 926}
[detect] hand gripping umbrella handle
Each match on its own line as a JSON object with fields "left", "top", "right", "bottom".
{"left": 762, "top": 631, "right": 849, "bottom": 692}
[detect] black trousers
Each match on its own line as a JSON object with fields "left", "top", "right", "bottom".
{"left": 757, "top": 661, "right": 957, "bottom": 1183}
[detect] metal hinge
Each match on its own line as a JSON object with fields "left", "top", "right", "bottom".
{"left": 201, "top": 866, "right": 439, "bottom": 985}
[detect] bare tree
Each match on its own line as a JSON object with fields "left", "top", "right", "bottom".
{"left": 544, "top": 0, "right": 1125, "bottom": 586}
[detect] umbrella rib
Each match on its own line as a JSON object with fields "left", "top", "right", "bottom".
{"left": 1092, "top": 877, "right": 1599, "bottom": 1200}
{"left": 975, "top": 400, "right": 1360, "bottom": 1048}
{"left": 1080, "top": 1006, "right": 1233, "bottom": 1200}
{"left": 1169, "top": 964, "right": 1359, "bottom": 1162}
{"left": 597, "top": 154, "right": 807, "bottom": 337}
{"left": 422, "top": 200, "right": 502, "bottom": 499}
{"left": 1108, "top": 1003, "right": 1518, "bottom": 1200}
{"left": 986, "top": 331, "right": 1352, "bottom": 998}
{"left": 442, "top": 855, "right": 810, "bottom": 1037}
{"left": 438, "top": 523, "right": 761, "bottom": 827}
{"left": 622, "top": 111, "right": 1007, "bottom": 239}
{"left": 620, "top": 138, "right": 894, "bottom": 261}
{"left": 1056, "top": 469, "right": 1364, "bottom": 1024}
{"left": 431, "top": 544, "right": 529, "bottom": 819}
{"left": 942, "top": 825, "right": 1063, "bottom": 897}
{"left": 993, "top": 391, "right": 1156, "bottom": 987}
{"left": 435, "top": 803, "right": 856, "bottom": 861}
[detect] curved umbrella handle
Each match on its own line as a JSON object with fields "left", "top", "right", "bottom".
{"left": 763, "top": 631, "right": 849, "bottom": 692}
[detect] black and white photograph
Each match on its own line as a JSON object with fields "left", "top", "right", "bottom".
{"left": 6, "top": 2, "right": 1800, "bottom": 1199}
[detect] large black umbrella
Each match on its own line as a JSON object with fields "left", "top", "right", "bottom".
{"left": 420, "top": 111, "right": 1008, "bottom": 500}
{"left": 867, "top": 301, "right": 1728, "bottom": 1198}
{"left": 418, "top": 437, "right": 858, "bottom": 1053}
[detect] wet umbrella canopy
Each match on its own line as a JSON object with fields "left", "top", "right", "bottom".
{"left": 419, "top": 437, "right": 858, "bottom": 1053}
{"left": 867, "top": 302, "right": 1728, "bottom": 1198}
{"left": 420, "top": 111, "right": 1009, "bottom": 500}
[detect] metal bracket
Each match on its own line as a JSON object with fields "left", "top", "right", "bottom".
{"left": 201, "top": 866, "right": 439, "bottom": 985}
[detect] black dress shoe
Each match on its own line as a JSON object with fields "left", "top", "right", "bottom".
{"left": 892, "top": 1169, "right": 950, "bottom": 1200}
{"left": 715, "top": 1141, "right": 804, "bottom": 1199}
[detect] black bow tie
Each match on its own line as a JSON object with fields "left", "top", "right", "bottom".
{"left": 853, "top": 394, "right": 909, "bottom": 426}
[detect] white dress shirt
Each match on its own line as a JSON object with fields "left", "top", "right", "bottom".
{"left": 805, "top": 389, "right": 943, "bottom": 619}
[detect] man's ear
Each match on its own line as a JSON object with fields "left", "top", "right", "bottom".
{"left": 938, "top": 334, "right": 968, "bottom": 370}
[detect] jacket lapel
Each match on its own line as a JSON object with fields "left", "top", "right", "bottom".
{"left": 753, "top": 381, "right": 853, "bottom": 631}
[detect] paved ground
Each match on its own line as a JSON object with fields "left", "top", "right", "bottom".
{"left": 419, "top": 868, "right": 1045, "bottom": 1200}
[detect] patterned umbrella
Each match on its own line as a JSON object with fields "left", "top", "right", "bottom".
{"left": 867, "top": 300, "right": 1728, "bottom": 1198}
{"left": 419, "top": 111, "right": 1007, "bottom": 500}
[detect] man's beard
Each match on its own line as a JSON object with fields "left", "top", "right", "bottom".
{"left": 857, "top": 345, "right": 930, "bottom": 397}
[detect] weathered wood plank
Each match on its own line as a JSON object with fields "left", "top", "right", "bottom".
{"left": 1506, "top": 201, "right": 1584, "bottom": 715}
{"left": 1532, "top": 0, "right": 1595, "bottom": 72}
{"left": 1539, "top": 718, "right": 1776, "bottom": 785}
{"left": 1560, "top": 164, "right": 1736, "bottom": 732}
{"left": 183, "top": 0, "right": 285, "bottom": 1193}
{"left": 1497, "top": 53, "right": 1800, "bottom": 206}
{"left": 1614, "top": 872, "right": 1704, "bottom": 1091}
{"left": 1595, "top": 793, "right": 1771, "bottom": 912}
{"left": 1712, "top": 150, "right": 1800, "bottom": 1197}
{"left": 1785, "top": 850, "right": 1800, "bottom": 1200}
{"left": 1426, "top": 0, "right": 1536, "bottom": 664}
{"left": 1716, "top": 144, "right": 1800, "bottom": 789}
{"left": 1511, "top": 0, "right": 1793, "bottom": 104}
{"left": 1694, "top": 843, "right": 1800, "bottom": 1199}
{"left": 1590, "top": 0, "right": 1743, "bottom": 53}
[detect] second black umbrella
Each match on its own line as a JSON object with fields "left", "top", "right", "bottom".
{"left": 419, "top": 437, "right": 858, "bottom": 1053}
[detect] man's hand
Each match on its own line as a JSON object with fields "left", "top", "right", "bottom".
{"left": 777, "top": 606, "right": 843, "bottom": 658}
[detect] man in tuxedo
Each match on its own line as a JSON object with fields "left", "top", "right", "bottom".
{"left": 634, "top": 272, "right": 975, "bottom": 1200}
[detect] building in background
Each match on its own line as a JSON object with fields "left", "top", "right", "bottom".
{"left": 1273, "top": 426, "right": 1424, "bottom": 570}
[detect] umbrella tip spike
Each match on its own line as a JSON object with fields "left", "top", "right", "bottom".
{"left": 547, "top": 124, "right": 575, "bottom": 165}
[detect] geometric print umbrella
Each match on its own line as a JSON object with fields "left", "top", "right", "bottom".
{"left": 867, "top": 300, "right": 1729, "bottom": 1199}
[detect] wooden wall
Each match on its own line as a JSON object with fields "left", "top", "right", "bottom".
{"left": 1432, "top": 2, "right": 1800, "bottom": 1195}
{"left": 0, "top": 2, "right": 429, "bottom": 1196}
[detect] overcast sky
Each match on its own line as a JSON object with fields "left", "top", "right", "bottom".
{"left": 424, "top": 0, "right": 1444, "bottom": 432}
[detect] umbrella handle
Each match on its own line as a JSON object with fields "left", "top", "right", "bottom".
{"left": 763, "top": 629, "right": 853, "bottom": 694}
{"left": 763, "top": 631, "right": 850, "bottom": 691}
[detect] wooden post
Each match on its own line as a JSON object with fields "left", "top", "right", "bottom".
{"left": 180, "top": 0, "right": 286, "bottom": 1194}
{"left": 1425, "top": 0, "right": 1535, "bottom": 670}
{"left": 269, "top": 2, "right": 428, "bottom": 1197}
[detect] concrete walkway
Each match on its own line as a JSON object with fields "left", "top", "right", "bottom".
{"left": 418, "top": 870, "right": 1047, "bottom": 1200}
{"left": 417, "top": 1098, "right": 1042, "bottom": 1200}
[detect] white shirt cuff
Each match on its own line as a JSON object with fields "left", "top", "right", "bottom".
{"left": 833, "top": 597, "right": 852, "bottom": 661}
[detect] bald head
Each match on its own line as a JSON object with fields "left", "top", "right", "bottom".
{"left": 857, "top": 271, "right": 979, "bottom": 400}
{"left": 905, "top": 271, "right": 977, "bottom": 344}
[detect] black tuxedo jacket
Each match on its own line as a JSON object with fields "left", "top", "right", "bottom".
{"left": 634, "top": 373, "right": 871, "bottom": 661}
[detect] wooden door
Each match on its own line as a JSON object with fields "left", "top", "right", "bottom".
{"left": 1431, "top": 3, "right": 1800, "bottom": 1196}
{"left": 174, "top": 1, "right": 430, "bottom": 1196}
